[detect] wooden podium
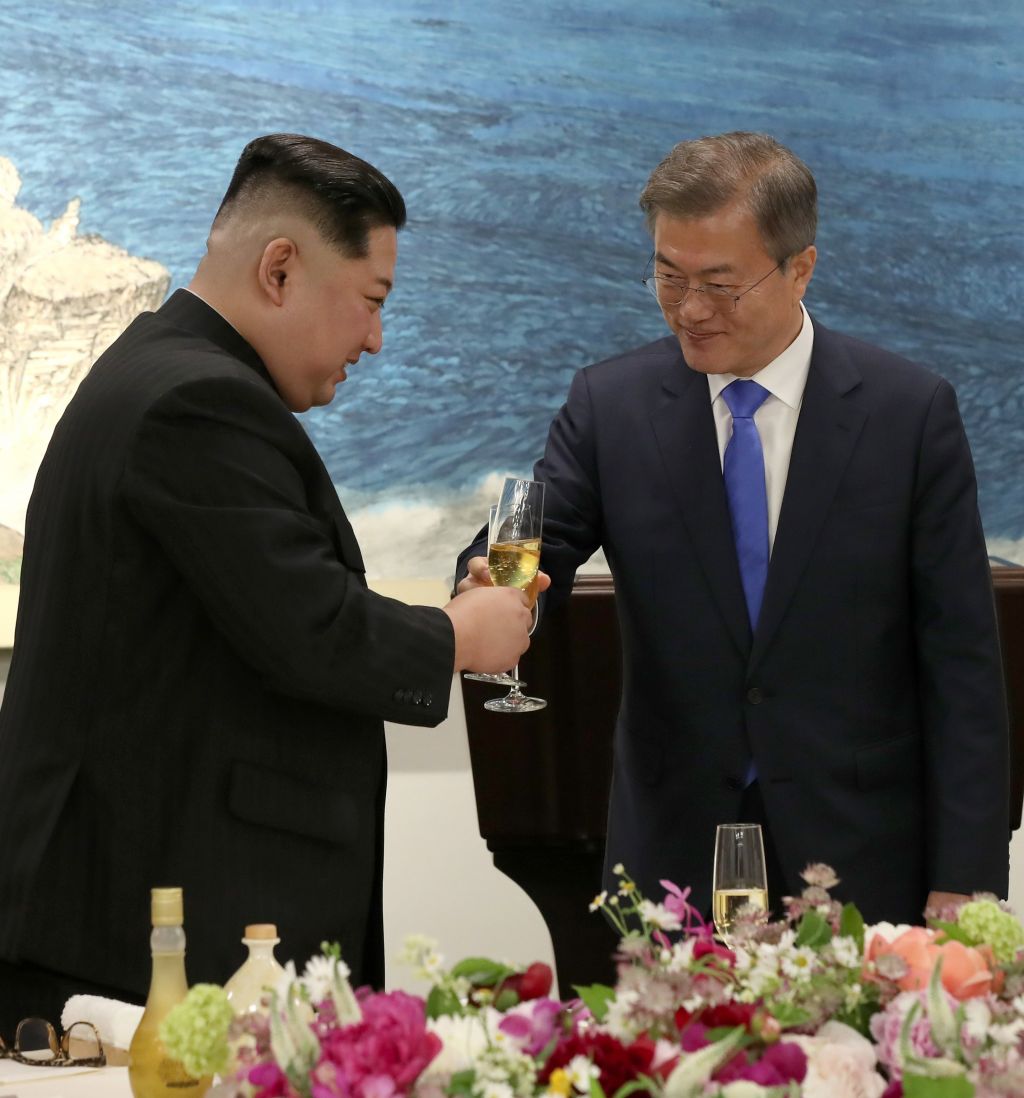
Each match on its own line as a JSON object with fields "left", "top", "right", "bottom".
{"left": 461, "top": 568, "right": 1024, "bottom": 992}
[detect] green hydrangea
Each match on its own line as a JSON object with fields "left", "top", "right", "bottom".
{"left": 957, "top": 899, "right": 1024, "bottom": 964}
{"left": 159, "top": 983, "right": 234, "bottom": 1078}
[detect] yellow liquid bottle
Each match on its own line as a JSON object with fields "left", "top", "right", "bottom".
{"left": 128, "top": 887, "right": 210, "bottom": 1098}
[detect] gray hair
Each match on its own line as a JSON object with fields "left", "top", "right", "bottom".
{"left": 639, "top": 132, "right": 817, "bottom": 265}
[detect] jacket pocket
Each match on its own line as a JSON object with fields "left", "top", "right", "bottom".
{"left": 227, "top": 760, "right": 358, "bottom": 845}
{"left": 855, "top": 733, "right": 921, "bottom": 792}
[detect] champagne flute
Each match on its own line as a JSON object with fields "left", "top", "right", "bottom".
{"left": 464, "top": 505, "right": 517, "bottom": 687}
{"left": 484, "top": 477, "right": 546, "bottom": 714}
{"left": 712, "top": 823, "right": 768, "bottom": 945}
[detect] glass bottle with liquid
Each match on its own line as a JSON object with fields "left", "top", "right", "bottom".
{"left": 128, "top": 887, "right": 210, "bottom": 1098}
{"left": 224, "top": 923, "right": 285, "bottom": 1016}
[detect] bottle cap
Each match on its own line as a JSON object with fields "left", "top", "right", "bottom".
{"left": 151, "top": 887, "right": 183, "bottom": 926}
{"left": 244, "top": 923, "right": 278, "bottom": 939}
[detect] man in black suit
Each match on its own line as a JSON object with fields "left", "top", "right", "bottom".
{"left": 457, "top": 132, "right": 1009, "bottom": 925}
{"left": 0, "top": 133, "right": 534, "bottom": 1033}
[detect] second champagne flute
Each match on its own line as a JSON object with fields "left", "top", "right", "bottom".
{"left": 484, "top": 477, "right": 546, "bottom": 714}
{"left": 712, "top": 822, "right": 768, "bottom": 946}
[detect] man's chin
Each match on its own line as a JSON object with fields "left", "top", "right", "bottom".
{"left": 677, "top": 335, "right": 728, "bottom": 375}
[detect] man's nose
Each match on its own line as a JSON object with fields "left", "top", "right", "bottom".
{"left": 365, "top": 312, "right": 383, "bottom": 354}
{"left": 675, "top": 286, "right": 714, "bottom": 321}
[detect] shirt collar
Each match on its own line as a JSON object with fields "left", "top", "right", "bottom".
{"left": 158, "top": 287, "right": 275, "bottom": 389}
{"left": 707, "top": 302, "right": 814, "bottom": 410}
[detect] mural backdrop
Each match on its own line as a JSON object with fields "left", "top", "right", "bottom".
{"left": 1, "top": 0, "right": 1022, "bottom": 579}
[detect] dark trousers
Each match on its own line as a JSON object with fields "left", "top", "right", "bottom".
{"left": 0, "top": 959, "right": 142, "bottom": 1044}
{"left": 737, "top": 780, "right": 791, "bottom": 916}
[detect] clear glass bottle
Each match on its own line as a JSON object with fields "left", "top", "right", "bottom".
{"left": 223, "top": 923, "right": 285, "bottom": 1016}
{"left": 128, "top": 887, "right": 210, "bottom": 1098}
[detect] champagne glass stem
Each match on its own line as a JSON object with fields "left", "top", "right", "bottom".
{"left": 505, "top": 665, "right": 523, "bottom": 700}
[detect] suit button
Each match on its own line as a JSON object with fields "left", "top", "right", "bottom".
{"left": 746, "top": 687, "right": 765, "bottom": 705}
{"left": 423, "top": 692, "right": 434, "bottom": 707}
{"left": 413, "top": 690, "right": 423, "bottom": 705}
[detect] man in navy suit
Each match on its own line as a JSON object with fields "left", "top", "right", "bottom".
{"left": 457, "top": 132, "right": 1009, "bottom": 924}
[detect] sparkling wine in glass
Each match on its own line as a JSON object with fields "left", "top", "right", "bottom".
{"left": 712, "top": 823, "right": 768, "bottom": 945}
{"left": 463, "top": 505, "right": 516, "bottom": 687}
{"left": 484, "top": 477, "right": 546, "bottom": 714}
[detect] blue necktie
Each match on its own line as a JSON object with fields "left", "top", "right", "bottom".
{"left": 722, "top": 380, "right": 771, "bottom": 630}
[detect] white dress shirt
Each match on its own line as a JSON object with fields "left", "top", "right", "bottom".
{"left": 707, "top": 304, "right": 814, "bottom": 554}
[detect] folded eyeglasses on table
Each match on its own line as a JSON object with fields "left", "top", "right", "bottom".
{"left": 0, "top": 1017, "right": 106, "bottom": 1067}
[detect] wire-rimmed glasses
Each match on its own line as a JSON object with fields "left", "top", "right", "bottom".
{"left": 0, "top": 1018, "right": 106, "bottom": 1067}
{"left": 641, "top": 255, "right": 782, "bottom": 313}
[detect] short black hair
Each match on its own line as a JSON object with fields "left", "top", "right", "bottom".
{"left": 214, "top": 133, "right": 406, "bottom": 257}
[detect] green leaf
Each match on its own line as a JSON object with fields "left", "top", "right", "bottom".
{"left": 588, "top": 1075, "right": 608, "bottom": 1098}
{"left": 493, "top": 987, "right": 520, "bottom": 1012}
{"left": 795, "top": 908, "right": 832, "bottom": 949}
{"left": 609, "top": 1077, "right": 659, "bottom": 1098}
{"left": 834, "top": 996, "right": 880, "bottom": 1038}
{"left": 447, "top": 1069, "right": 477, "bottom": 1098}
{"left": 767, "top": 1002, "right": 812, "bottom": 1029}
{"left": 930, "top": 920, "right": 976, "bottom": 947}
{"left": 902, "top": 1071, "right": 975, "bottom": 1098}
{"left": 426, "top": 985, "right": 463, "bottom": 1020}
{"left": 573, "top": 983, "right": 615, "bottom": 1023}
{"left": 449, "top": 956, "right": 515, "bottom": 987}
{"left": 839, "top": 903, "right": 865, "bottom": 951}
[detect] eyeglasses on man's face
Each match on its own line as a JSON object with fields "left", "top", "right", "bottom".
{"left": 0, "top": 1017, "right": 106, "bottom": 1067}
{"left": 641, "top": 255, "right": 784, "bottom": 314}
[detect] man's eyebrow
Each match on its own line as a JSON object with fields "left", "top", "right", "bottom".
{"left": 654, "top": 251, "right": 736, "bottom": 277}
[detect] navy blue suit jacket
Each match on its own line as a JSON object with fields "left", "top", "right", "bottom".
{"left": 460, "top": 319, "right": 1009, "bottom": 923}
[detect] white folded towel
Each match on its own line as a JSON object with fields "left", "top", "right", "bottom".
{"left": 61, "top": 994, "right": 144, "bottom": 1051}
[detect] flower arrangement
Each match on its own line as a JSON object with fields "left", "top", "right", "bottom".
{"left": 160, "top": 869, "right": 1024, "bottom": 1098}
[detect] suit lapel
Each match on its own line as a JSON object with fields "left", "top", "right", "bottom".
{"left": 159, "top": 291, "right": 368, "bottom": 581}
{"left": 306, "top": 461, "right": 367, "bottom": 579}
{"left": 650, "top": 358, "right": 752, "bottom": 658}
{"left": 749, "top": 325, "right": 866, "bottom": 670}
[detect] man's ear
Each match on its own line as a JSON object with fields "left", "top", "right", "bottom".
{"left": 790, "top": 244, "right": 817, "bottom": 301}
{"left": 257, "top": 237, "right": 297, "bottom": 306}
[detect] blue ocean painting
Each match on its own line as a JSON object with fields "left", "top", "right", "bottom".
{"left": 2, "top": 0, "right": 1022, "bottom": 573}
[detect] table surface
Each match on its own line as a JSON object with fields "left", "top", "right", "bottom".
{"left": 0, "top": 1062, "right": 131, "bottom": 1097}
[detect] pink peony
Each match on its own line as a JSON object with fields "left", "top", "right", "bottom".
{"left": 865, "top": 926, "right": 997, "bottom": 1000}
{"left": 248, "top": 1059, "right": 301, "bottom": 1098}
{"left": 498, "top": 998, "right": 563, "bottom": 1056}
{"left": 786, "top": 1021, "right": 888, "bottom": 1098}
{"left": 869, "top": 991, "right": 942, "bottom": 1079}
{"left": 310, "top": 989, "right": 441, "bottom": 1098}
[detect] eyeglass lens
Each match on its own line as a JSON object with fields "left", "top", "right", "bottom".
{"left": 15, "top": 1017, "right": 59, "bottom": 1061}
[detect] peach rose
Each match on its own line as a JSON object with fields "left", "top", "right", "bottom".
{"left": 865, "top": 926, "right": 997, "bottom": 1000}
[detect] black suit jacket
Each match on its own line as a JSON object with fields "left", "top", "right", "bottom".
{"left": 0, "top": 290, "right": 455, "bottom": 993}
{"left": 458, "top": 320, "right": 1009, "bottom": 924}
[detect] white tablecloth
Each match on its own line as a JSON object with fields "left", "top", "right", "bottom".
{"left": 0, "top": 1062, "right": 131, "bottom": 1097}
